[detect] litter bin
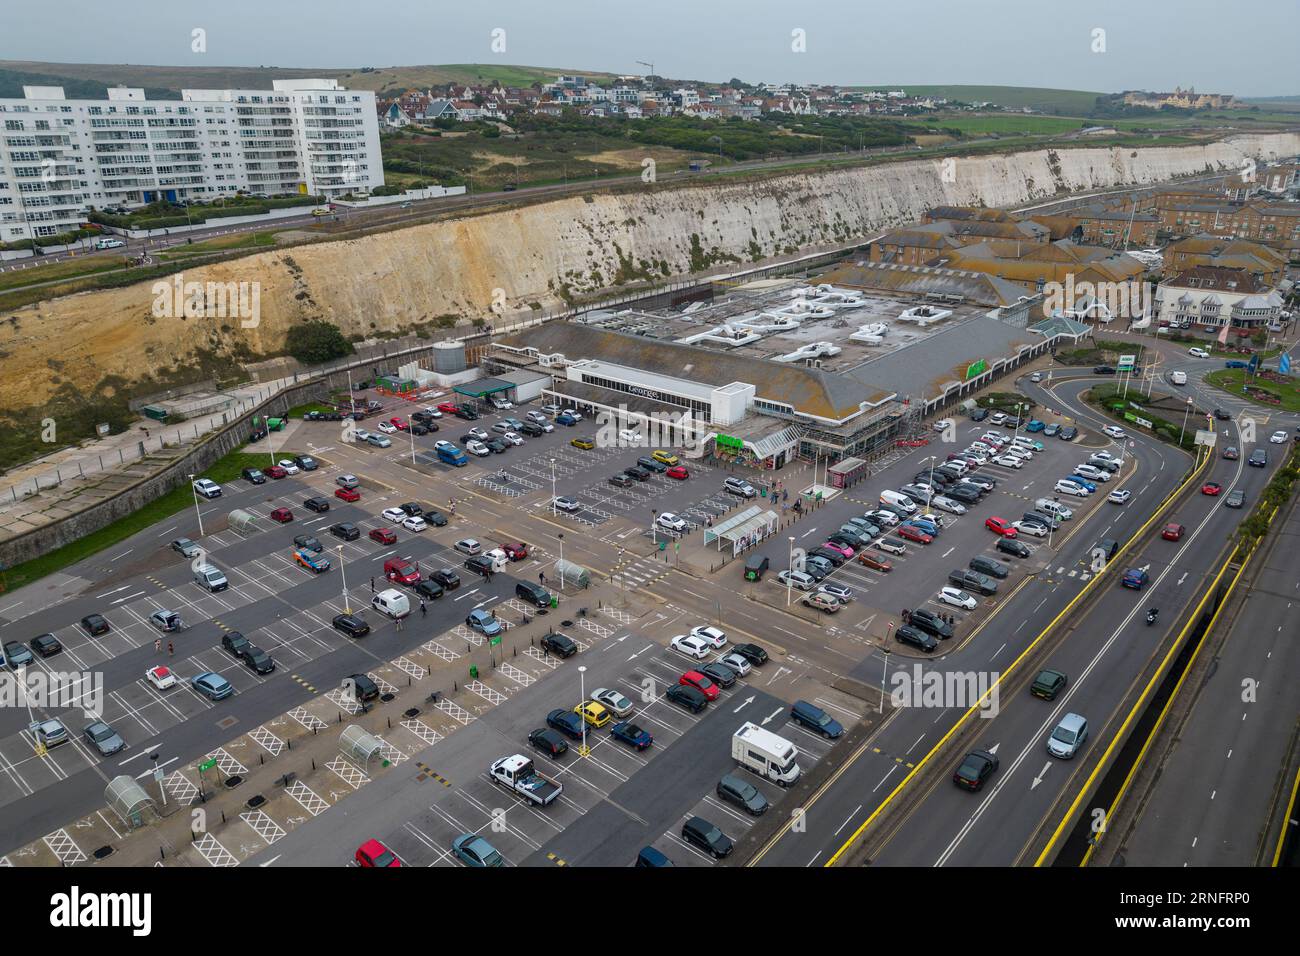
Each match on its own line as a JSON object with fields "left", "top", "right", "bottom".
{"left": 469, "top": 664, "right": 479, "bottom": 679}
{"left": 659, "top": 541, "right": 667, "bottom": 551}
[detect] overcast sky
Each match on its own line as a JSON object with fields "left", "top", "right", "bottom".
{"left": 3, "top": 0, "right": 1296, "bottom": 97}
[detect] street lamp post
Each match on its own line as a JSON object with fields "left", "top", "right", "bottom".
{"left": 557, "top": 533, "right": 565, "bottom": 596}
{"left": 1178, "top": 396, "right": 1194, "bottom": 447}
{"left": 337, "top": 544, "right": 350, "bottom": 613}
{"left": 787, "top": 535, "right": 795, "bottom": 607}
{"left": 879, "top": 647, "right": 891, "bottom": 715}
{"left": 578, "top": 665, "right": 588, "bottom": 755}
{"left": 550, "top": 458, "right": 557, "bottom": 516}
{"left": 187, "top": 473, "right": 205, "bottom": 536}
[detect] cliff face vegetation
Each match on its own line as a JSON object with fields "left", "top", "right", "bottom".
{"left": 2, "top": 131, "right": 1296, "bottom": 418}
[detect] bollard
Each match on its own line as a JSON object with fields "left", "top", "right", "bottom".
{"left": 160, "top": 847, "right": 166, "bottom": 861}
{"left": 259, "top": 754, "right": 264, "bottom": 766}
{"left": 387, "top": 717, "right": 392, "bottom": 728}
{"left": 221, "top": 810, "right": 227, "bottom": 825}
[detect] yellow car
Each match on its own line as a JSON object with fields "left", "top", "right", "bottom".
{"left": 652, "top": 449, "right": 679, "bottom": 465}
{"left": 574, "top": 700, "right": 611, "bottom": 728}
{"left": 571, "top": 436, "right": 595, "bottom": 450}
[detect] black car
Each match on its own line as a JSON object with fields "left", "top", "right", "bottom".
{"left": 908, "top": 608, "right": 954, "bottom": 639}
{"left": 717, "top": 774, "right": 769, "bottom": 816}
{"left": 528, "top": 728, "right": 569, "bottom": 758}
{"left": 411, "top": 410, "right": 435, "bottom": 425}
{"left": 623, "top": 466, "right": 651, "bottom": 482}
{"left": 1213, "top": 408, "right": 1231, "bottom": 421}
{"left": 953, "top": 750, "right": 999, "bottom": 791}
{"left": 485, "top": 438, "right": 508, "bottom": 454}
{"left": 541, "top": 632, "right": 578, "bottom": 658}
{"left": 294, "top": 534, "right": 324, "bottom": 553}
{"left": 329, "top": 522, "right": 360, "bottom": 541}
{"left": 1058, "top": 426, "right": 1078, "bottom": 441}
{"left": 241, "top": 467, "right": 267, "bottom": 484}
{"left": 895, "top": 625, "right": 938, "bottom": 652}
{"left": 411, "top": 423, "right": 430, "bottom": 436}
{"left": 800, "top": 559, "right": 831, "bottom": 582}
{"left": 432, "top": 569, "right": 460, "bottom": 591}
{"left": 243, "top": 646, "right": 275, "bottom": 674}
{"left": 1093, "top": 365, "right": 1116, "bottom": 375}
{"left": 970, "top": 408, "right": 989, "bottom": 422}
{"left": 637, "top": 457, "right": 668, "bottom": 473}
{"left": 303, "top": 496, "right": 331, "bottom": 513}
{"left": 81, "top": 614, "right": 110, "bottom": 636}
{"left": 546, "top": 708, "right": 585, "bottom": 740}
{"left": 400, "top": 502, "right": 424, "bottom": 517}
{"left": 700, "top": 661, "right": 738, "bottom": 688}
{"left": 996, "top": 538, "right": 1032, "bottom": 559}
{"left": 294, "top": 455, "right": 318, "bottom": 471}
{"left": 519, "top": 422, "right": 545, "bottom": 437}
{"left": 1248, "top": 449, "right": 1267, "bottom": 467}
{"left": 332, "top": 613, "right": 370, "bottom": 638}
{"left": 963, "top": 474, "right": 997, "bottom": 491}
{"left": 808, "top": 547, "right": 846, "bottom": 568}
{"left": 969, "top": 555, "right": 1011, "bottom": 579}
{"left": 681, "top": 816, "right": 733, "bottom": 858}
{"left": 609, "top": 473, "right": 633, "bottom": 488}
{"left": 347, "top": 674, "right": 380, "bottom": 703}
{"left": 731, "top": 642, "right": 768, "bottom": 666}
{"left": 949, "top": 568, "right": 997, "bottom": 595}
{"left": 1030, "top": 668, "right": 1068, "bottom": 700}
{"left": 464, "top": 555, "right": 495, "bottom": 577}
{"left": 413, "top": 580, "right": 445, "bottom": 601}
{"left": 666, "top": 684, "right": 708, "bottom": 713}
{"left": 423, "top": 509, "right": 448, "bottom": 527}
{"left": 222, "top": 631, "right": 252, "bottom": 658}
{"left": 946, "top": 485, "right": 982, "bottom": 504}
{"left": 249, "top": 427, "right": 268, "bottom": 442}
{"left": 455, "top": 406, "right": 478, "bottom": 420}
{"left": 30, "top": 633, "right": 62, "bottom": 657}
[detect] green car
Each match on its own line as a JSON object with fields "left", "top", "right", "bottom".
{"left": 1030, "top": 668, "right": 1068, "bottom": 701}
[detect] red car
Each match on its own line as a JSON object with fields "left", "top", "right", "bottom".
{"left": 679, "top": 670, "right": 720, "bottom": 701}
{"left": 1201, "top": 482, "right": 1222, "bottom": 496}
{"left": 355, "top": 839, "right": 401, "bottom": 867}
{"left": 499, "top": 542, "right": 528, "bottom": 561}
{"left": 897, "top": 525, "right": 932, "bottom": 544}
{"left": 666, "top": 465, "right": 689, "bottom": 480}
{"left": 859, "top": 553, "right": 892, "bottom": 572}
{"left": 984, "top": 516, "right": 1017, "bottom": 538}
{"left": 368, "top": 527, "right": 397, "bottom": 545}
{"left": 384, "top": 558, "right": 421, "bottom": 585}
{"left": 270, "top": 507, "right": 294, "bottom": 523}
{"left": 1162, "top": 522, "right": 1186, "bottom": 541}
{"left": 265, "top": 465, "right": 288, "bottom": 480}
{"left": 335, "top": 487, "right": 361, "bottom": 502}
{"left": 437, "top": 402, "right": 460, "bottom": 415}
{"left": 389, "top": 416, "right": 409, "bottom": 431}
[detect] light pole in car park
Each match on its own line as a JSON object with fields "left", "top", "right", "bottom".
{"left": 408, "top": 419, "right": 417, "bottom": 465}
{"left": 186, "top": 474, "right": 205, "bottom": 536}
{"left": 577, "top": 665, "right": 589, "bottom": 756}
{"left": 1178, "top": 396, "right": 1195, "bottom": 447}
{"left": 550, "top": 457, "right": 557, "bottom": 516}
{"left": 557, "top": 532, "right": 565, "bottom": 596}
{"left": 787, "top": 535, "right": 795, "bottom": 607}
{"left": 337, "top": 544, "right": 351, "bottom": 614}
{"left": 878, "top": 645, "right": 891, "bottom": 715}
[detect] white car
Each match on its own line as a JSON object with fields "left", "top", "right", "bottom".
{"left": 1012, "top": 520, "right": 1048, "bottom": 538}
{"left": 867, "top": 510, "right": 899, "bottom": 527}
{"left": 434, "top": 440, "right": 457, "bottom": 454}
{"left": 453, "top": 538, "right": 481, "bottom": 555}
{"left": 402, "top": 516, "right": 427, "bottom": 532}
{"left": 536, "top": 421, "right": 555, "bottom": 433}
{"left": 916, "top": 512, "right": 946, "bottom": 528}
{"left": 1103, "top": 425, "right": 1126, "bottom": 439}
{"left": 1074, "top": 464, "right": 1110, "bottom": 482}
{"left": 277, "top": 459, "right": 301, "bottom": 475}
{"left": 719, "top": 652, "right": 752, "bottom": 676}
{"left": 931, "top": 495, "right": 967, "bottom": 515}
{"left": 552, "top": 496, "right": 580, "bottom": 513}
{"left": 376, "top": 421, "right": 398, "bottom": 434}
{"left": 467, "top": 427, "right": 490, "bottom": 441}
{"left": 423, "top": 407, "right": 444, "bottom": 418}
{"left": 657, "top": 512, "right": 687, "bottom": 532}
{"left": 502, "top": 432, "right": 524, "bottom": 446}
{"left": 939, "top": 586, "right": 978, "bottom": 610}
{"left": 993, "top": 455, "right": 1023, "bottom": 469}
{"left": 1108, "top": 488, "right": 1132, "bottom": 504}
{"left": 1054, "top": 479, "right": 1091, "bottom": 497}
{"left": 192, "top": 478, "right": 222, "bottom": 499}
{"left": 539, "top": 404, "right": 562, "bottom": 416}
{"left": 1269, "top": 430, "right": 1287, "bottom": 444}
{"left": 1188, "top": 346, "right": 1210, "bottom": 359}
{"left": 352, "top": 429, "right": 372, "bottom": 443}
{"left": 670, "top": 635, "right": 712, "bottom": 660}
{"left": 689, "top": 625, "right": 728, "bottom": 649}
{"left": 1030, "top": 372, "right": 1043, "bottom": 383}
{"left": 778, "top": 569, "right": 817, "bottom": 590}
{"left": 146, "top": 665, "right": 177, "bottom": 690}
{"left": 591, "top": 687, "right": 634, "bottom": 718}
{"left": 961, "top": 450, "right": 989, "bottom": 465}
{"left": 933, "top": 418, "right": 954, "bottom": 433}
{"left": 989, "top": 412, "right": 1010, "bottom": 426}
{"left": 1092, "top": 450, "right": 1120, "bottom": 463}
{"left": 618, "top": 429, "right": 643, "bottom": 444}
{"left": 365, "top": 434, "right": 392, "bottom": 448}
{"left": 382, "top": 507, "right": 407, "bottom": 523}
{"left": 1005, "top": 446, "right": 1033, "bottom": 461}
{"left": 466, "top": 440, "right": 490, "bottom": 457}
{"left": 526, "top": 410, "right": 549, "bottom": 424}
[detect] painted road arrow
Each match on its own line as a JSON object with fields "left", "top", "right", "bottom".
{"left": 1031, "top": 762, "right": 1053, "bottom": 790}
{"left": 733, "top": 695, "right": 755, "bottom": 713}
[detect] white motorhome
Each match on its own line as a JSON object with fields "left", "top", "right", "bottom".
{"left": 371, "top": 588, "right": 411, "bottom": 619}
{"left": 731, "top": 722, "right": 801, "bottom": 786}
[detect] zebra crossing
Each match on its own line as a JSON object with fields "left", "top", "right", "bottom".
{"left": 610, "top": 556, "right": 676, "bottom": 592}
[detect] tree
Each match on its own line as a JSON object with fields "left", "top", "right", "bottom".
{"left": 285, "top": 321, "right": 354, "bottom": 365}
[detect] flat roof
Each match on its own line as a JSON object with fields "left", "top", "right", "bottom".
{"left": 454, "top": 377, "right": 516, "bottom": 397}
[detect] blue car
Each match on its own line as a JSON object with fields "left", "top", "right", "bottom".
{"left": 1025, "top": 419, "right": 1046, "bottom": 433}
{"left": 610, "top": 720, "right": 653, "bottom": 751}
{"left": 790, "top": 699, "right": 844, "bottom": 739}
{"left": 451, "top": 833, "right": 504, "bottom": 868}
{"left": 465, "top": 608, "right": 503, "bottom": 637}
{"left": 546, "top": 708, "right": 586, "bottom": 740}
{"left": 556, "top": 413, "right": 577, "bottom": 426}
{"left": 190, "top": 671, "right": 234, "bottom": 701}
{"left": 1066, "top": 474, "right": 1097, "bottom": 493}
{"left": 905, "top": 518, "right": 940, "bottom": 537}
{"left": 1121, "top": 568, "right": 1148, "bottom": 590}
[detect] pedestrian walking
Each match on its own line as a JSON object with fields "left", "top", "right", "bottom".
{"left": 154, "top": 638, "right": 162, "bottom": 654}
{"left": 420, "top": 599, "right": 427, "bottom": 617}
{"left": 369, "top": 576, "right": 375, "bottom": 593}
{"left": 543, "top": 643, "right": 550, "bottom": 660}
{"left": 396, "top": 616, "right": 404, "bottom": 631}
{"left": 539, "top": 571, "right": 545, "bottom": 585}
{"left": 167, "top": 641, "right": 174, "bottom": 656}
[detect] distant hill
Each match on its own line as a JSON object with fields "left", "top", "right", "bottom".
{"left": 0, "top": 60, "right": 618, "bottom": 98}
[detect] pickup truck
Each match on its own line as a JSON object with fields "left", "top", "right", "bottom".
{"left": 489, "top": 755, "right": 562, "bottom": 806}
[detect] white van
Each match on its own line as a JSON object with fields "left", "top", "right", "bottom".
{"left": 731, "top": 722, "right": 801, "bottom": 787}
{"left": 371, "top": 588, "right": 411, "bottom": 619}
{"left": 1170, "top": 370, "right": 1187, "bottom": 386}
{"left": 193, "top": 564, "right": 228, "bottom": 592}
{"left": 879, "top": 490, "right": 917, "bottom": 513}
{"left": 1188, "top": 346, "right": 1210, "bottom": 359}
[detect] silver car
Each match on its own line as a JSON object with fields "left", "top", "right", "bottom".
{"left": 84, "top": 720, "right": 126, "bottom": 757}
{"left": 1047, "top": 713, "right": 1088, "bottom": 759}
{"left": 591, "top": 687, "right": 634, "bottom": 718}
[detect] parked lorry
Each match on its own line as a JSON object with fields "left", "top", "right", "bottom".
{"left": 489, "top": 754, "right": 562, "bottom": 806}
{"left": 731, "top": 722, "right": 802, "bottom": 786}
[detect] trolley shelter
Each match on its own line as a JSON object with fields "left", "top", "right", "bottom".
{"left": 227, "top": 508, "right": 259, "bottom": 537}
{"left": 703, "top": 505, "right": 778, "bottom": 557}
{"left": 106, "top": 775, "right": 155, "bottom": 830}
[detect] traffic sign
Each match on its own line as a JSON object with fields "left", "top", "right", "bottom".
{"left": 198, "top": 758, "right": 217, "bottom": 772}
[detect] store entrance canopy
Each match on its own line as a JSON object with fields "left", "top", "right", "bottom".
{"left": 454, "top": 378, "right": 515, "bottom": 398}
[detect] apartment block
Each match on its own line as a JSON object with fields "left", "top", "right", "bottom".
{"left": 0, "top": 79, "right": 381, "bottom": 243}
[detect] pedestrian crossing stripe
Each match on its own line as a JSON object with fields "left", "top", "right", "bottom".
{"left": 290, "top": 675, "right": 317, "bottom": 693}
{"left": 146, "top": 576, "right": 166, "bottom": 588}
{"left": 211, "top": 620, "right": 234, "bottom": 632}
{"left": 546, "top": 852, "right": 567, "bottom": 866}
{"left": 414, "top": 761, "right": 451, "bottom": 786}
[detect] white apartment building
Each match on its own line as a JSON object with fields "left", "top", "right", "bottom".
{"left": 0, "top": 79, "right": 381, "bottom": 243}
